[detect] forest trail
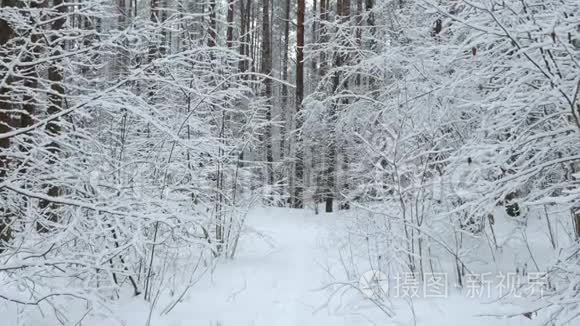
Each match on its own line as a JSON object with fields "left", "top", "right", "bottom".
{"left": 153, "top": 208, "right": 542, "bottom": 326}
{"left": 159, "top": 207, "right": 373, "bottom": 326}
{"left": 102, "top": 207, "right": 543, "bottom": 326}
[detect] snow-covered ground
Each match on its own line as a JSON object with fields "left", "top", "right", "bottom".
{"left": 69, "top": 207, "right": 550, "bottom": 326}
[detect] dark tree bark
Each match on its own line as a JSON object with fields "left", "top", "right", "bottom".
{"left": 292, "top": 0, "right": 305, "bottom": 208}
{"left": 226, "top": 0, "right": 235, "bottom": 49}
{"left": 0, "top": 0, "right": 17, "bottom": 250}
{"left": 21, "top": 0, "right": 43, "bottom": 131}
{"left": 325, "top": 0, "right": 351, "bottom": 213}
{"left": 573, "top": 208, "right": 580, "bottom": 241}
{"left": 325, "top": 0, "right": 341, "bottom": 213}
{"left": 310, "top": 0, "right": 317, "bottom": 74}
{"left": 279, "top": 0, "right": 291, "bottom": 166}
{"left": 116, "top": 0, "right": 129, "bottom": 79}
{"left": 239, "top": 0, "right": 252, "bottom": 74}
{"left": 355, "top": 0, "right": 363, "bottom": 84}
{"left": 313, "top": 0, "right": 329, "bottom": 211}
{"left": 366, "top": 0, "right": 375, "bottom": 50}
{"left": 207, "top": 0, "right": 217, "bottom": 48}
{"left": 339, "top": 0, "right": 351, "bottom": 210}
{"left": 37, "top": 0, "right": 67, "bottom": 232}
{"left": 261, "top": 0, "right": 274, "bottom": 196}
{"left": 149, "top": 0, "right": 161, "bottom": 63}
{"left": 319, "top": 0, "right": 327, "bottom": 77}
{"left": 250, "top": 3, "right": 257, "bottom": 81}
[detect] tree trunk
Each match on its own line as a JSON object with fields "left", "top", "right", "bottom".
{"left": 310, "top": 0, "right": 317, "bottom": 75}
{"left": 325, "top": 0, "right": 343, "bottom": 213}
{"left": 261, "top": 0, "right": 274, "bottom": 198}
{"left": 0, "top": 0, "right": 16, "bottom": 249}
{"left": 292, "top": 0, "right": 305, "bottom": 208}
{"left": 279, "top": 0, "right": 290, "bottom": 196}
{"left": 149, "top": 0, "right": 161, "bottom": 63}
{"left": 37, "top": 0, "right": 67, "bottom": 232}
{"left": 280, "top": 0, "right": 291, "bottom": 206}
{"left": 325, "top": 0, "right": 351, "bottom": 213}
{"left": 250, "top": 4, "right": 257, "bottom": 82}
{"left": 319, "top": 0, "right": 327, "bottom": 77}
{"left": 116, "top": 0, "right": 129, "bottom": 78}
{"left": 366, "top": 0, "right": 375, "bottom": 51}
{"left": 21, "top": 0, "right": 42, "bottom": 132}
{"left": 343, "top": 0, "right": 350, "bottom": 16}
{"left": 226, "top": 0, "right": 235, "bottom": 49}
{"left": 355, "top": 0, "right": 363, "bottom": 85}
{"left": 239, "top": 0, "right": 252, "bottom": 75}
{"left": 573, "top": 208, "right": 580, "bottom": 241}
{"left": 207, "top": 0, "right": 217, "bottom": 48}
{"left": 339, "top": 0, "right": 351, "bottom": 210}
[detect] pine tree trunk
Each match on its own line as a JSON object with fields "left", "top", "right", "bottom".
{"left": 226, "top": 0, "right": 235, "bottom": 49}
{"left": 207, "top": 0, "right": 217, "bottom": 48}
{"left": 239, "top": 0, "right": 252, "bottom": 75}
{"left": 292, "top": 0, "right": 305, "bottom": 208}
{"left": 279, "top": 0, "right": 291, "bottom": 205}
{"left": 366, "top": 0, "right": 376, "bottom": 51}
{"left": 319, "top": 0, "right": 327, "bottom": 77}
{"left": 21, "top": 0, "right": 42, "bottom": 131}
{"left": 316, "top": 0, "right": 328, "bottom": 207}
{"left": 0, "top": 0, "right": 16, "bottom": 250}
{"left": 250, "top": 4, "right": 257, "bottom": 82}
{"left": 326, "top": 0, "right": 351, "bottom": 213}
{"left": 37, "top": 0, "right": 67, "bottom": 232}
{"left": 355, "top": 0, "right": 363, "bottom": 85}
{"left": 339, "top": 0, "right": 351, "bottom": 210}
{"left": 325, "top": 0, "right": 343, "bottom": 213}
{"left": 572, "top": 208, "right": 580, "bottom": 241}
{"left": 310, "top": 0, "right": 318, "bottom": 76}
{"left": 149, "top": 0, "right": 161, "bottom": 63}
{"left": 261, "top": 0, "right": 274, "bottom": 198}
{"left": 116, "top": 0, "right": 129, "bottom": 78}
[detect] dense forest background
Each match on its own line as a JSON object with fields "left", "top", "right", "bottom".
{"left": 1, "top": 0, "right": 580, "bottom": 324}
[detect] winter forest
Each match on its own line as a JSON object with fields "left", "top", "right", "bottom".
{"left": 1, "top": 0, "right": 580, "bottom": 325}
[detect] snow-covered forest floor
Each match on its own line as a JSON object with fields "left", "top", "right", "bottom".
{"left": 3, "top": 206, "right": 562, "bottom": 326}
{"left": 111, "top": 207, "right": 567, "bottom": 326}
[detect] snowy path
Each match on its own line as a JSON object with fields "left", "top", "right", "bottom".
{"left": 162, "top": 207, "right": 371, "bottom": 326}
{"left": 106, "top": 207, "right": 541, "bottom": 326}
